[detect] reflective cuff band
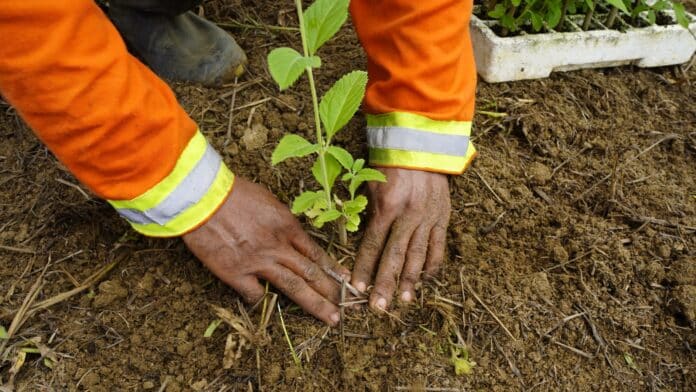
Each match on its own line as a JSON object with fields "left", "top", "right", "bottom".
{"left": 108, "top": 131, "right": 235, "bottom": 237}
{"left": 366, "top": 112, "right": 477, "bottom": 174}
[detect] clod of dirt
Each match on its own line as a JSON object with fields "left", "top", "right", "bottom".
{"left": 93, "top": 279, "right": 128, "bottom": 307}
{"left": 263, "top": 363, "right": 282, "bottom": 385}
{"left": 528, "top": 162, "right": 552, "bottom": 185}
{"left": 241, "top": 122, "right": 268, "bottom": 150}
{"left": 143, "top": 381, "right": 155, "bottom": 390}
{"left": 225, "top": 141, "right": 240, "bottom": 156}
{"left": 191, "top": 380, "right": 208, "bottom": 391}
{"left": 284, "top": 365, "right": 301, "bottom": 382}
{"left": 552, "top": 244, "right": 569, "bottom": 263}
{"left": 520, "top": 272, "right": 554, "bottom": 301}
{"left": 656, "top": 244, "right": 671, "bottom": 259}
{"left": 81, "top": 371, "right": 101, "bottom": 390}
{"left": 456, "top": 233, "right": 478, "bottom": 256}
{"left": 135, "top": 272, "right": 156, "bottom": 298}
{"left": 638, "top": 260, "right": 665, "bottom": 284}
{"left": 669, "top": 285, "right": 696, "bottom": 325}
{"left": 666, "top": 257, "right": 696, "bottom": 286}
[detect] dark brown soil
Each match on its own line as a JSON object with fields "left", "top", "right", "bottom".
{"left": 1, "top": 1, "right": 694, "bottom": 390}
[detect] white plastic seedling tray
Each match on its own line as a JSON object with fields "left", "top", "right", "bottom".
{"left": 470, "top": 8, "right": 696, "bottom": 82}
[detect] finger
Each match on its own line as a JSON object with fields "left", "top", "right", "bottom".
{"left": 352, "top": 215, "right": 393, "bottom": 293}
{"left": 291, "top": 230, "right": 350, "bottom": 281}
{"left": 230, "top": 276, "right": 266, "bottom": 305}
{"left": 261, "top": 264, "right": 340, "bottom": 326}
{"left": 280, "top": 249, "right": 341, "bottom": 304}
{"left": 424, "top": 222, "right": 448, "bottom": 278}
{"left": 370, "top": 219, "right": 417, "bottom": 311}
{"left": 397, "top": 224, "right": 431, "bottom": 302}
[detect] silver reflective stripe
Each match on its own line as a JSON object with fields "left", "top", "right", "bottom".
{"left": 367, "top": 127, "right": 470, "bottom": 156}
{"left": 116, "top": 143, "right": 222, "bottom": 225}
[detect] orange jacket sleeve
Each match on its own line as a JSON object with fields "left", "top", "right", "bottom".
{"left": 0, "top": 0, "right": 233, "bottom": 237}
{"left": 351, "top": 0, "right": 478, "bottom": 174}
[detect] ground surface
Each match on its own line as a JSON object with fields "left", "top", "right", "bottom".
{"left": 1, "top": 1, "right": 695, "bottom": 391}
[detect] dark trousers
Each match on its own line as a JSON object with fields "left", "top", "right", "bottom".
{"left": 109, "top": 0, "right": 202, "bottom": 15}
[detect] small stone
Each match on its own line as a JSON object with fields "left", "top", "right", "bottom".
{"left": 93, "top": 279, "right": 128, "bottom": 307}
{"left": 191, "top": 380, "right": 208, "bottom": 391}
{"left": 143, "top": 381, "right": 155, "bottom": 390}
{"left": 457, "top": 233, "right": 478, "bottom": 256}
{"left": 529, "top": 162, "right": 552, "bottom": 185}
{"left": 241, "top": 122, "right": 268, "bottom": 150}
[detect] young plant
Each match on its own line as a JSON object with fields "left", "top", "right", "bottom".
{"left": 267, "top": 0, "right": 386, "bottom": 243}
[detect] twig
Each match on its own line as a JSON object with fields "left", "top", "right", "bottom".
{"left": 552, "top": 340, "right": 594, "bottom": 359}
{"left": 321, "top": 266, "right": 364, "bottom": 298}
{"left": 463, "top": 276, "right": 517, "bottom": 342}
{"left": 277, "top": 303, "right": 301, "bottom": 369}
{"left": 339, "top": 280, "right": 346, "bottom": 348}
{"left": 473, "top": 169, "right": 504, "bottom": 205}
{"left": 224, "top": 76, "right": 239, "bottom": 147}
{"left": 479, "top": 211, "right": 507, "bottom": 234}
{"left": 55, "top": 178, "right": 90, "bottom": 200}
{"left": 0, "top": 244, "right": 35, "bottom": 254}
{"left": 217, "top": 20, "right": 299, "bottom": 32}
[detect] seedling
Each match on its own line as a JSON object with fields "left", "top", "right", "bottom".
{"left": 483, "top": 0, "right": 690, "bottom": 35}
{"left": 268, "top": 0, "right": 386, "bottom": 244}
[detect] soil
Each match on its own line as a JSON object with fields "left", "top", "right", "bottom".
{"left": 1, "top": 0, "right": 695, "bottom": 391}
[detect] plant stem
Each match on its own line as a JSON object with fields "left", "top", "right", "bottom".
{"left": 277, "top": 303, "right": 302, "bottom": 369}
{"left": 606, "top": 7, "right": 619, "bottom": 28}
{"left": 295, "top": 0, "right": 333, "bottom": 210}
{"left": 582, "top": 7, "right": 595, "bottom": 30}
{"left": 560, "top": 0, "right": 570, "bottom": 31}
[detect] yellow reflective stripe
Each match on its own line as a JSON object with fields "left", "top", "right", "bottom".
{"left": 366, "top": 112, "right": 472, "bottom": 136}
{"left": 108, "top": 131, "right": 207, "bottom": 211}
{"left": 128, "top": 164, "right": 234, "bottom": 237}
{"left": 369, "top": 145, "right": 478, "bottom": 175}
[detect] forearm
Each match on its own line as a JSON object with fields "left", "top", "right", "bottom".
{"left": 0, "top": 0, "right": 233, "bottom": 237}
{"left": 350, "top": 0, "right": 478, "bottom": 174}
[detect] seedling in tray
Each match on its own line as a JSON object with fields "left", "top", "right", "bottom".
{"left": 268, "top": 0, "right": 386, "bottom": 244}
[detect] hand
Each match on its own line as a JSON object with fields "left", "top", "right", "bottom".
{"left": 351, "top": 168, "right": 451, "bottom": 311}
{"left": 182, "top": 177, "right": 350, "bottom": 326}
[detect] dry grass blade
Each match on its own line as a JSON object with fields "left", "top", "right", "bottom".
{"left": 0, "top": 260, "right": 49, "bottom": 355}
{"left": 462, "top": 272, "right": 518, "bottom": 342}
{"left": 0, "top": 245, "right": 35, "bottom": 254}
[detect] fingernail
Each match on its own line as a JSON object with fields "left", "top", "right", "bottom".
{"left": 330, "top": 313, "right": 340, "bottom": 324}
{"left": 375, "top": 297, "right": 387, "bottom": 310}
{"left": 401, "top": 291, "right": 412, "bottom": 302}
{"left": 355, "top": 282, "right": 366, "bottom": 292}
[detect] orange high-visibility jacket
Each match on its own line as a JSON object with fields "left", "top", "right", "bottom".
{"left": 0, "top": 0, "right": 476, "bottom": 237}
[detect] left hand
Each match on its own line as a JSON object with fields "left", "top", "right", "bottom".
{"left": 351, "top": 168, "right": 451, "bottom": 311}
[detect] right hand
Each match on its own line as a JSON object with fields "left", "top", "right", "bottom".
{"left": 182, "top": 177, "right": 350, "bottom": 326}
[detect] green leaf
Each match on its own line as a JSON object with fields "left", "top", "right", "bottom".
{"left": 345, "top": 213, "right": 360, "bottom": 232}
{"left": 312, "top": 154, "right": 342, "bottom": 191}
{"left": 304, "top": 0, "right": 350, "bottom": 55}
{"left": 341, "top": 172, "right": 352, "bottom": 181}
{"left": 349, "top": 168, "right": 386, "bottom": 197}
{"left": 352, "top": 158, "right": 365, "bottom": 172}
{"left": 605, "top": 0, "right": 629, "bottom": 14}
{"left": 584, "top": 0, "right": 595, "bottom": 10}
{"left": 546, "top": 5, "right": 562, "bottom": 28}
{"left": 305, "top": 198, "right": 328, "bottom": 219}
{"left": 530, "top": 12, "right": 544, "bottom": 31}
{"left": 267, "top": 48, "right": 320, "bottom": 90}
{"left": 272, "top": 134, "right": 319, "bottom": 165}
{"left": 511, "top": 0, "right": 522, "bottom": 7}
{"left": 647, "top": 10, "right": 656, "bottom": 25}
{"left": 319, "top": 71, "right": 368, "bottom": 140}
{"left": 488, "top": 4, "right": 506, "bottom": 18}
{"left": 343, "top": 195, "right": 368, "bottom": 215}
{"left": 0, "top": 325, "right": 7, "bottom": 339}
{"left": 314, "top": 208, "right": 342, "bottom": 228}
{"left": 327, "top": 146, "right": 354, "bottom": 170}
{"left": 450, "top": 347, "right": 476, "bottom": 376}
{"left": 673, "top": 3, "right": 690, "bottom": 29}
{"left": 203, "top": 319, "right": 222, "bottom": 338}
{"left": 291, "top": 191, "right": 324, "bottom": 214}
{"left": 651, "top": 0, "right": 669, "bottom": 11}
